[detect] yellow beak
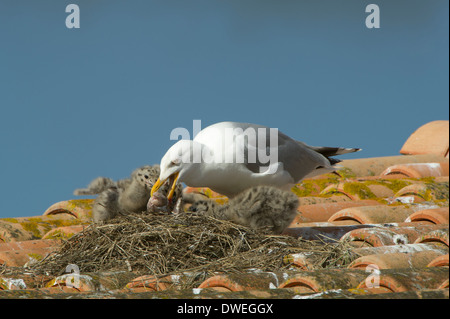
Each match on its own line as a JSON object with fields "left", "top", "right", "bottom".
{"left": 151, "top": 172, "right": 179, "bottom": 201}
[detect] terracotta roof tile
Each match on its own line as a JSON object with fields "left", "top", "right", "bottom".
{"left": 45, "top": 274, "right": 98, "bottom": 292}
{"left": 41, "top": 271, "right": 137, "bottom": 292}
{"left": 42, "top": 199, "right": 94, "bottom": 220}
{"left": 406, "top": 207, "right": 449, "bottom": 225}
{"left": 278, "top": 268, "right": 368, "bottom": 293}
{"left": 400, "top": 120, "right": 449, "bottom": 157}
{"left": 356, "top": 267, "right": 448, "bottom": 293}
{"left": 414, "top": 228, "right": 449, "bottom": 246}
{"left": 438, "top": 280, "right": 449, "bottom": 290}
{"left": 198, "top": 272, "right": 287, "bottom": 292}
{"left": 124, "top": 274, "right": 195, "bottom": 292}
{"left": 0, "top": 239, "right": 61, "bottom": 267}
{"left": 341, "top": 224, "right": 448, "bottom": 247}
{"left": 427, "top": 254, "right": 449, "bottom": 267}
{"left": 0, "top": 286, "right": 448, "bottom": 299}
{"left": 0, "top": 120, "right": 448, "bottom": 301}
{"left": 293, "top": 200, "right": 382, "bottom": 224}
{"left": 328, "top": 205, "right": 419, "bottom": 224}
{"left": 351, "top": 242, "right": 448, "bottom": 256}
{"left": 381, "top": 162, "right": 449, "bottom": 178}
{"left": 0, "top": 214, "right": 83, "bottom": 243}
{"left": 394, "top": 179, "right": 449, "bottom": 203}
{"left": 348, "top": 250, "right": 446, "bottom": 269}
{"left": 337, "top": 154, "right": 447, "bottom": 177}
{"left": 41, "top": 225, "right": 86, "bottom": 240}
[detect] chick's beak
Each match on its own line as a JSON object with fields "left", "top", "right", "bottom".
{"left": 151, "top": 172, "right": 179, "bottom": 201}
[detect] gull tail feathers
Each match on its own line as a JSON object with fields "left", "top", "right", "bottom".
{"left": 307, "top": 145, "right": 361, "bottom": 157}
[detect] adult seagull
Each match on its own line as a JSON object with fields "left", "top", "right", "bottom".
{"left": 151, "top": 121, "right": 360, "bottom": 200}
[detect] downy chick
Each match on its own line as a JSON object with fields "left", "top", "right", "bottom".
{"left": 188, "top": 185, "right": 299, "bottom": 234}
{"left": 74, "top": 165, "right": 160, "bottom": 223}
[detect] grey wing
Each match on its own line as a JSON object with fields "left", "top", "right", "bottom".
{"left": 238, "top": 126, "right": 330, "bottom": 182}
{"left": 195, "top": 122, "right": 331, "bottom": 182}
{"left": 266, "top": 132, "right": 331, "bottom": 182}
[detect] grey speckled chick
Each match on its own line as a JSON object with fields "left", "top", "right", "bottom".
{"left": 119, "top": 165, "right": 159, "bottom": 214}
{"left": 188, "top": 185, "right": 299, "bottom": 234}
{"left": 74, "top": 165, "right": 160, "bottom": 223}
{"left": 74, "top": 177, "right": 122, "bottom": 196}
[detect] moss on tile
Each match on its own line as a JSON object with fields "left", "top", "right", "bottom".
{"left": 335, "top": 167, "right": 357, "bottom": 178}
{"left": 44, "top": 229, "right": 75, "bottom": 240}
{"left": 342, "top": 182, "right": 377, "bottom": 199}
{"left": 27, "top": 253, "right": 44, "bottom": 261}
{"left": 16, "top": 216, "right": 87, "bottom": 240}
{"left": 0, "top": 222, "right": 31, "bottom": 242}
{"left": 292, "top": 183, "right": 312, "bottom": 197}
{"left": 364, "top": 179, "right": 412, "bottom": 193}
{"left": 67, "top": 199, "right": 94, "bottom": 210}
{"left": 45, "top": 217, "right": 85, "bottom": 228}
{"left": 20, "top": 218, "right": 45, "bottom": 239}
{"left": 321, "top": 178, "right": 416, "bottom": 201}
{"left": 420, "top": 181, "right": 449, "bottom": 201}
{"left": 418, "top": 176, "right": 437, "bottom": 184}
{"left": 65, "top": 199, "right": 94, "bottom": 219}
{"left": 292, "top": 182, "right": 319, "bottom": 197}
{"left": 292, "top": 177, "right": 341, "bottom": 197}
{"left": 0, "top": 218, "right": 19, "bottom": 224}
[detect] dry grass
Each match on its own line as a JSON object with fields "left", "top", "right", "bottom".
{"left": 25, "top": 211, "right": 358, "bottom": 288}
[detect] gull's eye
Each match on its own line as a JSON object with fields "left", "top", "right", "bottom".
{"left": 169, "top": 158, "right": 181, "bottom": 167}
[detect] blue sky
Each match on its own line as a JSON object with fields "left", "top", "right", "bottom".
{"left": 0, "top": 0, "right": 448, "bottom": 218}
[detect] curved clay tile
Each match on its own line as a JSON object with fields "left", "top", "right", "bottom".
{"left": 406, "top": 207, "right": 449, "bottom": 225}
{"left": 400, "top": 121, "right": 449, "bottom": 156}
{"left": 43, "top": 199, "right": 94, "bottom": 220}
{"left": 381, "top": 162, "right": 449, "bottom": 178}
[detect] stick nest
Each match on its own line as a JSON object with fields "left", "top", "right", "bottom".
{"left": 31, "top": 212, "right": 357, "bottom": 285}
